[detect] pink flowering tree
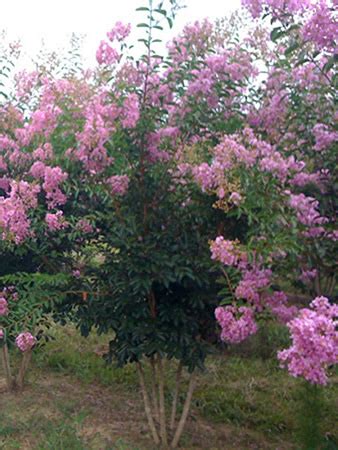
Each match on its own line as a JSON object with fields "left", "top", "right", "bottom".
{"left": 193, "top": 0, "right": 337, "bottom": 385}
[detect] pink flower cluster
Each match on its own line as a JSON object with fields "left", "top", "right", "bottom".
{"left": 313, "top": 124, "right": 338, "bottom": 152}
{"left": 15, "top": 332, "right": 36, "bottom": 352}
{"left": 107, "top": 21, "right": 131, "bottom": 42}
{"left": 288, "top": 193, "right": 327, "bottom": 228}
{"left": 242, "top": 0, "right": 308, "bottom": 18}
{"left": 96, "top": 41, "right": 120, "bottom": 66}
{"left": 45, "top": 211, "right": 69, "bottom": 231}
{"left": 0, "top": 297, "right": 9, "bottom": 316}
{"left": 215, "top": 305, "right": 258, "bottom": 343}
{"left": 235, "top": 268, "right": 272, "bottom": 307}
{"left": 96, "top": 21, "right": 130, "bottom": 66}
{"left": 120, "top": 93, "right": 140, "bottom": 129}
{"left": 75, "top": 93, "right": 116, "bottom": 173}
{"left": 193, "top": 130, "right": 309, "bottom": 201}
{"left": 0, "top": 180, "right": 40, "bottom": 243}
{"left": 278, "top": 296, "right": 338, "bottom": 385}
{"left": 210, "top": 236, "right": 240, "bottom": 266}
{"left": 30, "top": 162, "right": 68, "bottom": 209}
{"left": 107, "top": 175, "right": 129, "bottom": 196}
{"left": 302, "top": 2, "right": 337, "bottom": 50}
{"left": 15, "top": 105, "right": 61, "bottom": 146}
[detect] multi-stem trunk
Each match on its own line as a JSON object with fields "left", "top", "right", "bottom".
{"left": 138, "top": 357, "right": 196, "bottom": 448}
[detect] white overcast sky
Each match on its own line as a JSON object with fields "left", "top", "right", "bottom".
{"left": 0, "top": 0, "right": 241, "bottom": 66}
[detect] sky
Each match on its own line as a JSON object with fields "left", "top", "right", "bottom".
{"left": 0, "top": 0, "right": 241, "bottom": 66}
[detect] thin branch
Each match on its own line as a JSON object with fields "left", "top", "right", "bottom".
{"left": 171, "top": 373, "right": 196, "bottom": 449}
{"left": 158, "top": 355, "right": 168, "bottom": 446}
{"left": 170, "top": 361, "right": 183, "bottom": 431}
{"left": 1, "top": 343, "right": 13, "bottom": 391}
{"left": 137, "top": 362, "right": 160, "bottom": 445}
{"left": 150, "top": 356, "right": 160, "bottom": 422}
{"left": 16, "top": 350, "right": 32, "bottom": 390}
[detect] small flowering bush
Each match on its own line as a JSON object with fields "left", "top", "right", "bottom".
{"left": 0, "top": 273, "right": 68, "bottom": 390}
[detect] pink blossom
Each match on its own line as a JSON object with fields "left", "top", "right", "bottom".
{"left": 15, "top": 332, "right": 36, "bottom": 352}
{"left": 45, "top": 211, "right": 69, "bottom": 231}
{"left": 0, "top": 181, "right": 40, "bottom": 243}
{"left": 120, "top": 93, "right": 140, "bottom": 128}
{"left": 289, "top": 193, "right": 328, "bottom": 227}
{"left": 313, "top": 123, "right": 338, "bottom": 151}
{"left": 192, "top": 163, "right": 215, "bottom": 191}
{"left": 96, "top": 41, "right": 120, "bottom": 65}
{"left": 215, "top": 306, "right": 258, "bottom": 343}
{"left": 235, "top": 268, "right": 272, "bottom": 306}
{"left": 303, "top": 2, "right": 337, "bottom": 50}
{"left": 242, "top": 0, "right": 312, "bottom": 18}
{"left": 0, "top": 329, "right": 4, "bottom": 339}
{"left": 107, "top": 175, "right": 129, "bottom": 196}
{"left": 30, "top": 163, "right": 68, "bottom": 209}
{"left": 210, "top": 236, "right": 239, "bottom": 266}
{"left": 278, "top": 297, "right": 338, "bottom": 385}
{"left": 107, "top": 21, "right": 131, "bottom": 42}
{"left": 0, "top": 297, "right": 9, "bottom": 316}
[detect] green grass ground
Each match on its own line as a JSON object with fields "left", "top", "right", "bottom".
{"left": 1, "top": 323, "right": 337, "bottom": 449}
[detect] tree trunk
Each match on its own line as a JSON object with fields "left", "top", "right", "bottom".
{"left": 1, "top": 343, "right": 14, "bottom": 391}
{"left": 158, "top": 356, "right": 168, "bottom": 446}
{"left": 16, "top": 350, "right": 32, "bottom": 390}
{"left": 170, "top": 361, "right": 182, "bottom": 430}
{"left": 171, "top": 374, "right": 196, "bottom": 448}
{"left": 137, "top": 362, "right": 160, "bottom": 445}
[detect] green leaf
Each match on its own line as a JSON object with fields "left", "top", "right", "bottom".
{"left": 270, "top": 27, "right": 285, "bottom": 42}
{"left": 285, "top": 41, "right": 299, "bottom": 56}
{"left": 323, "top": 56, "right": 336, "bottom": 73}
{"left": 154, "top": 8, "right": 167, "bottom": 16}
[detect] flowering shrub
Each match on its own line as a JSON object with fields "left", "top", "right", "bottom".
{"left": 278, "top": 297, "right": 338, "bottom": 385}
{"left": 0, "top": 274, "right": 68, "bottom": 391}
{"left": 215, "top": 306, "right": 257, "bottom": 343}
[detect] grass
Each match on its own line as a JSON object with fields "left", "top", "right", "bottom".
{"left": 1, "top": 322, "right": 337, "bottom": 449}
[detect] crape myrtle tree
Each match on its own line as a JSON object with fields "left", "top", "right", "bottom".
{"left": 55, "top": 3, "right": 257, "bottom": 446}
{"left": 0, "top": 34, "right": 109, "bottom": 389}
{"left": 0, "top": 0, "right": 337, "bottom": 447}
{"left": 0, "top": 1, "right": 248, "bottom": 443}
